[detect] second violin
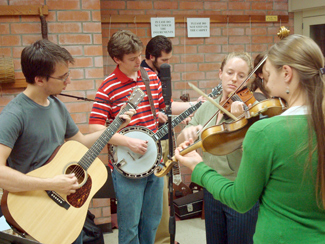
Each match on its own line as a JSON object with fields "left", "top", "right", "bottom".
{"left": 222, "top": 86, "right": 256, "bottom": 113}
{"left": 155, "top": 95, "right": 286, "bottom": 178}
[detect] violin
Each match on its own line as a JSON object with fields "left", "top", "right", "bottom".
{"left": 186, "top": 97, "right": 286, "bottom": 154}
{"left": 222, "top": 86, "right": 256, "bottom": 112}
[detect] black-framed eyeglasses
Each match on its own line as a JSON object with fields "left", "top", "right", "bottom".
{"left": 48, "top": 71, "right": 70, "bottom": 82}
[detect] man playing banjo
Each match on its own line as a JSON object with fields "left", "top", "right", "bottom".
{"left": 89, "top": 30, "right": 166, "bottom": 244}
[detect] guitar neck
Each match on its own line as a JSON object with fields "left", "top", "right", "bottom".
{"left": 79, "top": 103, "right": 132, "bottom": 170}
{"left": 154, "top": 101, "right": 203, "bottom": 141}
{"left": 154, "top": 85, "right": 223, "bottom": 141}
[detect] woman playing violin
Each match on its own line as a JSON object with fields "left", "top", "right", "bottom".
{"left": 177, "top": 52, "right": 259, "bottom": 244}
{"left": 176, "top": 34, "right": 325, "bottom": 244}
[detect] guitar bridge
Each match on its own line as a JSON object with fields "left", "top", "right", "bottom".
{"left": 46, "top": 190, "right": 70, "bottom": 210}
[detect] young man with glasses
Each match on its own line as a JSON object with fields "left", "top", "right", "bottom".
{"left": 0, "top": 39, "right": 135, "bottom": 243}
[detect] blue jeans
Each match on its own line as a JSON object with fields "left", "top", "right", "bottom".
{"left": 112, "top": 170, "right": 164, "bottom": 244}
{"left": 204, "top": 188, "right": 259, "bottom": 244}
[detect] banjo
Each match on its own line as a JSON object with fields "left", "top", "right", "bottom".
{"left": 110, "top": 84, "right": 222, "bottom": 178}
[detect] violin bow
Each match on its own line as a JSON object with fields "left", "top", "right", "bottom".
{"left": 188, "top": 82, "right": 238, "bottom": 120}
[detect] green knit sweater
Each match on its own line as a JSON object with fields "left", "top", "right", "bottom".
{"left": 192, "top": 115, "right": 325, "bottom": 244}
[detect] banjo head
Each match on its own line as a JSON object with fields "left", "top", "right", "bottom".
{"left": 111, "top": 126, "right": 162, "bottom": 178}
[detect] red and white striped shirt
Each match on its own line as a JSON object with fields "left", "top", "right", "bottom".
{"left": 89, "top": 66, "right": 165, "bottom": 133}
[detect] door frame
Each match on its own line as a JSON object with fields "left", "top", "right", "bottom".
{"left": 292, "top": 7, "right": 325, "bottom": 35}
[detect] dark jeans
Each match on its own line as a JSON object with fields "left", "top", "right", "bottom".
{"left": 204, "top": 188, "right": 259, "bottom": 244}
{"left": 72, "top": 231, "right": 83, "bottom": 244}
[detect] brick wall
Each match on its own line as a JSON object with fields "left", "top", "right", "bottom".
{"left": 0, "top": 0, "right": 294, "bottom": 230}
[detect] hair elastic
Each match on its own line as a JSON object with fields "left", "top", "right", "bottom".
{"left": 320, "top": 67, "right": 325, "bottom": 75}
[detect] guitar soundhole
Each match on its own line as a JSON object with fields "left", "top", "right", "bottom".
{"left": 66, "top": 164, "right": 85, "bottom": 184}
{"left": 67, "top": 174, "right": 92, "bottom": 208}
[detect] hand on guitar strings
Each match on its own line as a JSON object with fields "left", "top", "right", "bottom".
{"left": 117, "top": 104, "right": 148, "bottom": 155}
{"left": 181, "top": 116, "right": 192, "bottom": 125}
{"left": 175, "top": 138, "right": 203, "bottom": 172}
{"left": 181, "top": 125, "right": 203, "bottom": 142}
{"left": 197, "top": 95, "right": 207, "bottom": 103}
{"left": 51, "top": 173, "right": 79, "bottom": 195}
{"left": 126, "top": 137, "right": 149, "bottom": 155}
{"left": 157, "top": 111, "right": 168, "bottom": 123}
{"left": 118, "top": 104, "right": 137, "bottom": 129}
{"left": 180, "top": 96, "right": 206, "bottom": 125}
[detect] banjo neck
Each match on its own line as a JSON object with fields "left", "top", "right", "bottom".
{"left": 153, "top": 84, "right": 223, "bottom": 141}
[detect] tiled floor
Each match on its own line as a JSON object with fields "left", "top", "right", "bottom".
{"left": 103, "top": 217, "right": 206, "bottom": 244}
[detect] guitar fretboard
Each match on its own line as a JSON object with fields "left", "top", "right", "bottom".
{"left": 154, "top": 101, "right": 203, "bottom": 141}
{"left": 78, "top": 104, "right": 132, "bottom": 170}
{"left": 153, "top": 84, "right": 223, "bottom": 141}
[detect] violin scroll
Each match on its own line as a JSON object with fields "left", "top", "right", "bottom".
{"left": 277, "top": 26, "right": 290, "bottom": 40}
{"left": 154, "top": 158, "right": 177, "bottom": 177}
{"left": 180, "top": 94, "right": 190, "bottom": 102}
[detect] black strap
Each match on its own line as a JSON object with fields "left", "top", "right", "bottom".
{"left": 140, "top": 67, "right": 157, "bottom": 124}
{"left": 57, "top": 94, "right": 109, "bottom": 104}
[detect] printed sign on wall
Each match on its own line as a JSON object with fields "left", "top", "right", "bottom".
{"left": 187, "top": 18, "right": 210, "bottom": 38}
{"left": 151, "top": 17, "right": 175, "bottom": 37}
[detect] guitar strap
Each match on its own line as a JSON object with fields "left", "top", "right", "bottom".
{"left": 140, "top": 67, "right": 163, "bottom": 153}
{"left": 140, "top": 67, "right": 157, "bottom": 124}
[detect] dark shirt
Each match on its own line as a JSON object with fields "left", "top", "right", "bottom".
{"left": 140, "top": 60, "right": 170, "bottom": 140}
{"left": 141, "top": 60, "right": 160, "bottom": 78}
{"left": 253, "top": 92, "right": 268, "bottom": 102}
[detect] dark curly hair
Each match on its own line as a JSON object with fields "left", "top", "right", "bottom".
{"left": 145, "top": 35, "right": 172, "bottom": 59}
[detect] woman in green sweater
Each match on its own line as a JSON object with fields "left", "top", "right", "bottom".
{"left": 175, "top": 34, "right": 325, "bottom": 244}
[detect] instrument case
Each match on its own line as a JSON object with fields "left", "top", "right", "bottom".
{"left": 173, "top": 190, "right": 204, "bottom": 220}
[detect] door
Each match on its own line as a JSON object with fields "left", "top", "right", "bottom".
{"left": 303, "top": 15, "right": 325, "bottom": 55}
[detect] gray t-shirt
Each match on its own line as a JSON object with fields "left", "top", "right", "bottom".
{"left": 0, "top": 93, "right": 79, "bottom": 173}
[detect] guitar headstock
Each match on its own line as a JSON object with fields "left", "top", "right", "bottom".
{"left": 209, "top": 83, "right": 223, "bottom": 98}
{"left": 128, "top": 87, "right": 145, "bottom": 109}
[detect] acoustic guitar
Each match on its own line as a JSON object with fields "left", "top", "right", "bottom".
{"left": 0, "top": 87, "right": 145, "bottom": 244}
